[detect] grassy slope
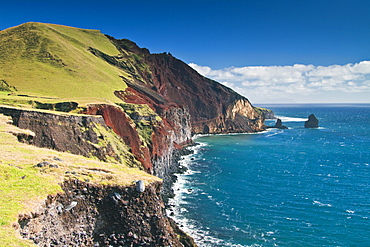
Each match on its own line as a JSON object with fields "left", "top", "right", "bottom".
{"left": 0, "top": 114, "right": 160, "bottom": 246}
{"left": 0, "top": 23, "right": 165, "bottom": 245}
{"left": 0, "top": 22, "right": 129, "bottom": 105}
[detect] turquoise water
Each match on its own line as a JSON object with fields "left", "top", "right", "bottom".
{"left": 169, "top": 104, "right": 370, "bottom": 246}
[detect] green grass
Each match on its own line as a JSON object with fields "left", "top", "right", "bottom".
{"left": 118, "top": 103, "right": 161, "bottom": 120}
{"left": 0, "top": 114, "right": 160, "bottom": 246}
{"left": 91, "top": 121, "right": 142, "bottom": 167}
{"left": 0, "top": 23, "right": 168, "bottom": 244}
{"left": 254, "top": 107, "right": 273, "bottom": 115}
{"left": 117, "top": 103, "right": 162, "bottom": 147}
{"left": 0, "top": 22, "right": 128, "bottom": 103}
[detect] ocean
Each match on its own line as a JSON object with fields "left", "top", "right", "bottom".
{"left": 168, "top": 104, "right": 370, "bottom": 247}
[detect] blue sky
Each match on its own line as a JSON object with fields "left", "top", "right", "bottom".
{"left": 1, "top": 0, "right": 369, "bottom": 103}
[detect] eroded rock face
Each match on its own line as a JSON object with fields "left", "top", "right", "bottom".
{"left": 0, "top": 106, "right": 140, "bottom": 167}
{"left": 17, "top": 180, "right": 195, "bottom": 247}
{"left": 146, "top": 54, "right": 265, "bottom": 134}
{"left": 86, "top": 104, "right": 152, "bottom": 172}
{"left": 107, "top": 37, "right": 265, "bottom": 135}
{"left": 255, "top": 107, "right": 275, "bottom": 119}
{"left": 305, "top": 114, "right": 319, "bottom": 128}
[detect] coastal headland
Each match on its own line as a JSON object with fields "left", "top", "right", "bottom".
{"left": 0, "top": 22, "right": 269, "bottom": 246}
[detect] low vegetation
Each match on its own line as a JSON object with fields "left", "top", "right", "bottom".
{"left": 0, "top": 22, "right": 178, "bottom": 245}
{"left": 0, "top": 114, "right": 160, "bottom": 246}
{"left": 0, "top": 22, "right": 127, "bottom": 102}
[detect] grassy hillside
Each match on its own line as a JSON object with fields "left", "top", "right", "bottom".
{"left": 0, "top": 23, "right": 167, "bottom": 245}
{"left": 0, "top": 114, "right": 160, "bottom": 246}
{"left": 0, "top": 22, "right": 130, "bottom": 105}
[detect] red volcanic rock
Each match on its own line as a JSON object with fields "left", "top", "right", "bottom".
{"left": 86, "top": 104, "right": 152, "bottom": 172}
{"left": 86, "top": 37, "right": 266, "bottom": 180}
{"left": 115, "top": 88, "right": 154, "bottom": 106}
{"left": 107, "top": 37, "right": 265, "bottom": 134}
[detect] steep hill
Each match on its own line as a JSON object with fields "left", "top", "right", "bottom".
{"left": 0, "top": 22, "right": 266, "bottom": 174}
{"left": 0, "top": 22, "right": 267, "bottom": 246}
{"left": 0, "top": 22, "right": 264, "bottom": 134}
{"left": 0, "top": 22, "right": 128, "bottom": 103}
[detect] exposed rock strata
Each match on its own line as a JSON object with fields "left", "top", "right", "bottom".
{"left": 18, "top": 179, "right": 196, "bottom": 247}
{"left": 105, "top": 37, "right": 266, "bottom": 135}
{"left": 85, "top": 104, "right": 152, "bottom": 171}
{"left": 0, "top": 106, "right": 141, "bottom": 167}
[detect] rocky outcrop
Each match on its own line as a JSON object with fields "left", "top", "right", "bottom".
{"left": 0, "top": 106, "right": 141, "bottom": 167}
{"left": 273, "top": 118, "right": 288, "bottom": 129}
{"left": 254, "top": 107, "right": 275, "bottom": 119}
{"left": 85, "top": 104, "right": 152, "bottom": 171}
{"left": 17, "top": 179, "right": 196, "bottom": 247}
{"left": 304, "top": 114, "right": 319, "bottom": 128}
{"left": 34, "top": 101, "right": 78, "bottom": 112}
{"left": 0, "top": 79, "right": 17, "bottom": 91}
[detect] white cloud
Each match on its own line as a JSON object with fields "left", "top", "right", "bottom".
{"left": 189, "top": 61, "right": 370, "bottom": 103}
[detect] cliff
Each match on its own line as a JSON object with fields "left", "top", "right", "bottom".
{"left": 0, "top": 22, "right": 270, "bottom": 246}
{"left": 0, "top": 106, "right": 141, "bottom": 168}
{"left": 104, "top": 37, "right": 265, "bottom": 135}
{"left": 0, "top": 113, "right": 190, "bottom": 246}
{"left": 18, "top": 180, "right": 194, "bottom": 247}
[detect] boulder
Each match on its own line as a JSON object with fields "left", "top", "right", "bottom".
{"left": 304, "top": 114, "right": 319, "bottom": 128}
{"left": 135, "top": 180, "right": 145, "bottom": 193}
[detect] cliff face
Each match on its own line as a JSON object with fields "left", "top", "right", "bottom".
{"left": 88, "top": 37, "right": 266, "bottom": 182}
{"left": 1, "top": 105, "right": 195, "bottom": 245}
{"left": 18, "top": 180, "right": 195, "bottom": 247}
{"left": 1, "top": 23, "right": 266, "bottom": 176}
{"left": 106, "top": 38, "right": 265, "bottom": 135}
{"left": 147, "top": 54, "right": 264, "bottom": 134}
{"left": 85, "top": 104, "right": 153, "bottom": 171}
{"left": 0, "top": 23, "right": 269, "bottom": 247}
{"left": 0, "top": 106, "right": 141, "bottom": 168}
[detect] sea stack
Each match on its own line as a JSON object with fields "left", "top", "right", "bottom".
{"left": 274, "top": 118, "right": 288, "bottom": 129}
{"left": 304, "top": 114, "right": 319, "bottom": 128}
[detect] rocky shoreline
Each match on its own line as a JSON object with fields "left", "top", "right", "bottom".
{"left": 160, "top": 147, "right": 194, "bottom": 204}
{"left": 1, "top": 101, "right": 267, "bottom": 246}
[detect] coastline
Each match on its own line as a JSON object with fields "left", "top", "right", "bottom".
{"left": 165, "top": 113, "right": 309, "bottom": 246}
{"left": 162, "top": 131, "right": 269, "bottom": 203}
{"left": 166, "top": 140, "right": 247, "bottom": 247}
{"left": 167, "top": 104, "right": 370, "bottom": 246}
{"left": 166, "top": 142, "right": 210, "bottom": 245}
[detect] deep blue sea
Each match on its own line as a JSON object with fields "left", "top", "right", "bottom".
{"left": 169, "top": 104, "right": 370, "bottom": 247}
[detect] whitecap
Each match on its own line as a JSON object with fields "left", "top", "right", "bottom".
{"left": 275, "top": 115, "right": 307, "bottom": 122}
{"left": 265, "top": 132, "right": 281, "bottom": 137}
{"left": 286, "top": 217, "right": 299, "bottom": 221}
{"left": 313, "top": 200, "right": 332, "bottom": 207}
